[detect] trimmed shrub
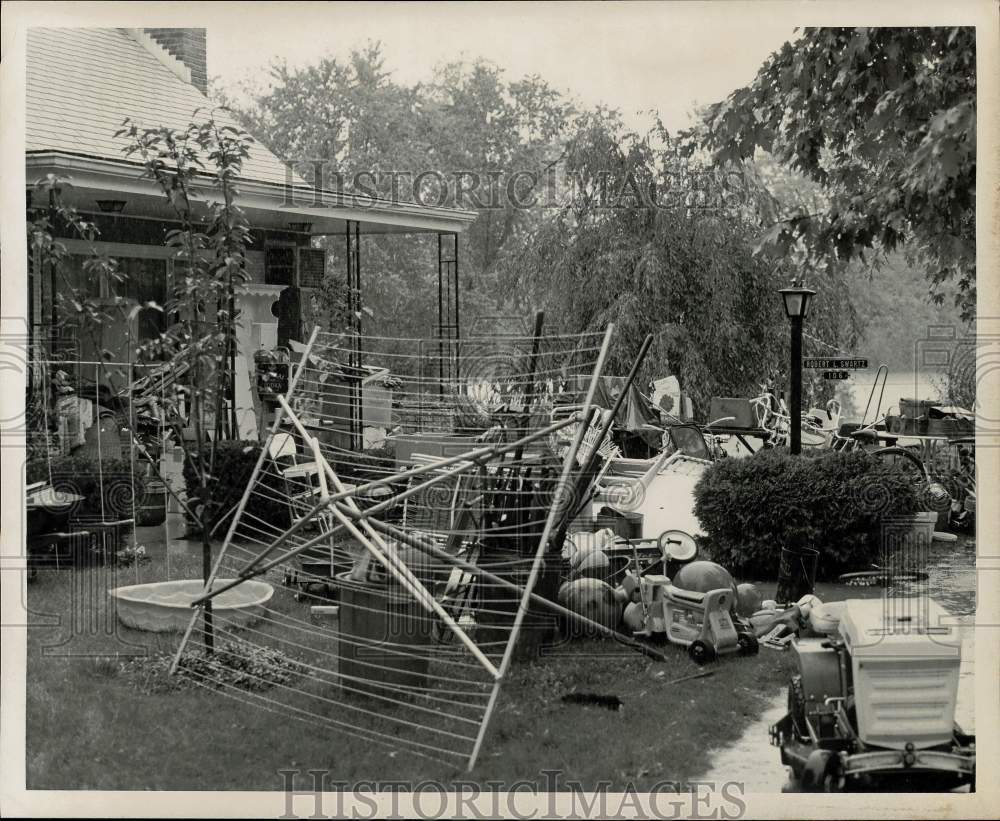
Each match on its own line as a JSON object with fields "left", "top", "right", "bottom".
{"left": 182, "top": 440, "right": 290, "bottom": 533}
{"left": 692, "top": 448, "right": 924, "bottom": 580}
{"left": 26, "top": 455, "right": 144, "bottom": 520}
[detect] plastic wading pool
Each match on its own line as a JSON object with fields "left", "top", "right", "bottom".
{"left": 109, "top": 579, "right": 274, "bottom": 632}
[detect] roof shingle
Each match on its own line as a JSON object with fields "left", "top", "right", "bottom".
{"left": 26, "top": 27, "right": 304, "bottom": 187}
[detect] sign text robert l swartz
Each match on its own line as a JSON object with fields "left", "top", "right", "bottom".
{"left": 803, "top": 358, "right": 869, "bottom": 370}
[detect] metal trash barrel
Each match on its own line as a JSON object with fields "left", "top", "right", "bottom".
{"left": 336, "top": 571, "right": 432, "bottom": 699}
{"left": 775, "top": 546, "right": 819, "bottom": 605}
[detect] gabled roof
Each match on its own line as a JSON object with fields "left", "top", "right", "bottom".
{"left": 25, "top": 27, "right": 476, "bottom": 235}
{"left": 26, "top": 27, "right": 300, "bottom": 186}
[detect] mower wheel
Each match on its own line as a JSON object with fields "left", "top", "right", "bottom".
{"left": 738, "top": 632, "right": 759, "bottom": 656}
{"left": 820, "top": 757, "right": 845, "bottom": 792}
{"left": 687, "top": 639, "right": 716, "bottom": 664}
{"left": 801, "top": 750, "right": 844, "bottom": 793}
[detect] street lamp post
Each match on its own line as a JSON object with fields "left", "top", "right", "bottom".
{"left": 779, "top": 279, "right": 816, "bottom": 455}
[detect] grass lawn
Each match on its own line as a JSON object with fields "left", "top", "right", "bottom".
{"left": 25, "top": 531, "right": 797, "bottom": 792}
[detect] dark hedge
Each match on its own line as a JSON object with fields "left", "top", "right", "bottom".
{"left": 692, "top": 448, "right": 926, "bottom": 580}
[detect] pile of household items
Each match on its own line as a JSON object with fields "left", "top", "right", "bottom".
{"left": 162, "top": 320, "right": 778, "bottom": 768}
{"left": 24, "top": 360, "right": 144, "bottom": 576}
{"left": 94, "top": 318, "right": 967, "bottom": 774}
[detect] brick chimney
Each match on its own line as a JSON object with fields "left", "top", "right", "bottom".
{"left": 142, "top": 28, "right": 207, "bottom": 94}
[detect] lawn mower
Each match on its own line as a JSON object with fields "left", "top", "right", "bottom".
{"left": 770, "top": 597, "right": 975, "bottom": 792}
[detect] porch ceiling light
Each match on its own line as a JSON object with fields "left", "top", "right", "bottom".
{"left": 96, "top": 199, "right": 127, "bottom": 213}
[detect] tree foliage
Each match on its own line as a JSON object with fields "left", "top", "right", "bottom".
{"left": 691, "top": 27, "right": 976, "bottom": 320}
{"left": 219, "top": 45, "right": 573, "bottom": 345}
{"left": 219, "top": 42, "right": 868, "bottom": 412}
{"left": 494, "top": 117, "right": 860, "bottom": 413}
{"left": 118, "top": 112, "right": 255, "bottom": 538}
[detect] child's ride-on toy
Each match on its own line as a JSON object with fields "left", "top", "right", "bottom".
{"left": 628, "top": 575, "right": 759, "bottom": 663}
{"left": 769, "top": 597, "right": 975, "bottom": 792}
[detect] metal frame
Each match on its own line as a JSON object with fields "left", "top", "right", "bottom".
{"left": 345, "top": 219, "right": 363, "bottom": 450}
{"left": 169, "top": 326, "right": 321, "bottom": 673}
{"left": 437, "top": 232, "right": 460, "bottom": 393}
{"left": 466, "top": 323, "right": 614, "bottom": 770}
{"left": 185, "top": 324, "right": 619, "bottom": 769}
{"left": 334, "top": 225, "right": 462, "bottom": 439}
{"left": 278, "top": 395, "right": 501, "bottom": 678}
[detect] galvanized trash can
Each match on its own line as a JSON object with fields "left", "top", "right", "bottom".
{"left": 336, "top": 571, "right": 433, "bottom": 700}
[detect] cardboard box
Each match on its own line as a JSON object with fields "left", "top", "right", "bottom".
{"left": 900, "top": 398, "right": 937, "bottom": 420}
{"left": 708, "top": 397, "right": 757, "bottom": 429}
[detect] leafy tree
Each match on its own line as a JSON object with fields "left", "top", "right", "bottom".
{"left": 420, "top": 60, "right": 575, "bottom": 281}
{"left": 218, "top": 44, "right": 444, "bottom": 356}
{"left": 690, "top": 27, "right": 976, "bottom": 320}
{"left": 218, "top": 45, "right": 574, "bottom": 348}
{"left": 221, "top": 42, "right": 865, "bottom": 412}
{"left": 496, "top": 115, "right": 860, "bottom": 414}
{"left": 119, "top": 113, "right": 253, "bottom": 457}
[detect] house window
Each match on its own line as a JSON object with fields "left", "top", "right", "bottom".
{"left": 60, "top": 254, "right": 104, "bottom": 299}
{"left": 58, "top": 255, "right": 168, "bottom": 365}
{"left": 113, "top": 258, "right": 169, "bottom": 342}
{"left": 61, "top": 254, "right": 167, "bottom": 310}
{"left": 265, "top": 247, "right": 295, "bottom": 286}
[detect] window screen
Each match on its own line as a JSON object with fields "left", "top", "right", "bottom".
{"left": 265, "top": 246, "right": 295, "bottom": 286}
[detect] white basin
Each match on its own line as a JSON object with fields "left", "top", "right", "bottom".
{"left": 109, "top": 578, "right": 274, "bottom": 632}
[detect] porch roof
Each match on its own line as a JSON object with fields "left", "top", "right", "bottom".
{"left": 25, "top": 28, "right": 476, "bottom": 236}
